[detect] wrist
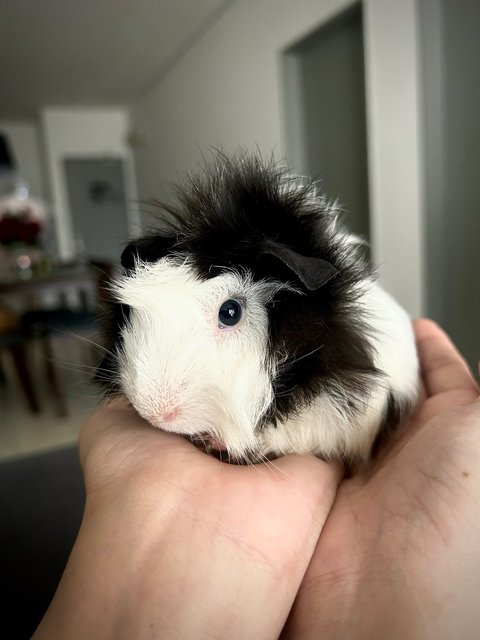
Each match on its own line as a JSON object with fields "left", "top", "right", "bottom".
{"left": 35, "top": 460, "right": 325, "bottom": 640}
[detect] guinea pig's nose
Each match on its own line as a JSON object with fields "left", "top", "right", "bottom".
{"left": 161, "top": 408, "right": 181, "bottom": 423}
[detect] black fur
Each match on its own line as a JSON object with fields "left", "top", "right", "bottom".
{"left": 100, "top": 152, "right": 382, "bottom": 427}
{"left": 370, "top": 391, "right": 412, "bottom": 457}
{"left": 95, "top": 302, "right": 130, "bottom": 395}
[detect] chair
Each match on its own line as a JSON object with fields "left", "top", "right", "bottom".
{"left": 0, "top": 303, "right": 40, "bottom": 413}
{"left": 20, "top": 260, "right": 114, "bottom": 416}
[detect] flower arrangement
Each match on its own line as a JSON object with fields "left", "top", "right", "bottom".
{"left": 0, "top": 184, "right": 48, "bottom": 277}
{"left": 0, "top": 184, "right": 46, "bottom": 247}
{"left": 0, "top": 212, "right": 42, "bottom": 246}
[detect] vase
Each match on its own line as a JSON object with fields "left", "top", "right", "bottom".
{"left": 0, "top": 245, "right": 47, "bottom": 280}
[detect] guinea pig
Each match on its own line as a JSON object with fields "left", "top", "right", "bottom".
{"left": 97, "top": 152, "right": 419, "bottom": 464}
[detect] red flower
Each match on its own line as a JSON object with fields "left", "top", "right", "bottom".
{"left": 0, "top": 214, "right": 41, "bottom": 246}
{"left": 18, "top": 220, "right": 41, "bottom": 244}
{"left": 0, "top": 216, "right": 19, "bottom": 244}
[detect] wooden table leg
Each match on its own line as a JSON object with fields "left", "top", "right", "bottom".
{"left": 42, "top": 336, "right": 68, "bottom": 418}
{"left": 9, "top": 344, "right": 41, "bottom": 413}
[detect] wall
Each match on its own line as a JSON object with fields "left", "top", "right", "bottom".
{"left": 0, "top": 120, "right": 47, "bottom": 198}
{"left": 420, "top": 0, "right": 480, "bottom": 367}
{"left": 362, "top": 0, "right": 424, "bottom": 317}
{"left": 419, "top": 0, "right": 447, "bottom": 327}
{"left": 131, "top": 0, "right": 425, "bottom": 317}
{"left": 41, "top": 108, "right": 139, "bottom": 259}
{"left": 132, "top": 0, "right": 355, "bottom": 198}
{"left": 442, "top": 0, "right": 480, "bottom": 367}
{"left": 284, "top": 4, "right": 369, "bottom": 239}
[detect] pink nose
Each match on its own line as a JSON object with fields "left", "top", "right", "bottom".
{"left": 161, "top": 408, "right": 180, "bottom": 423}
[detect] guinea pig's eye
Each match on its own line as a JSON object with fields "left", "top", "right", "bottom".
{"left": 218, "top": 299, "right": 243, "bottom": 328}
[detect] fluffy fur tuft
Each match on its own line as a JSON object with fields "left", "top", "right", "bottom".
{"left": 98, "top": 152, "right": 419, "bottom": 463}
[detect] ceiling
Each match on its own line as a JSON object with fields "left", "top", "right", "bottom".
{"left": 0, "top": 0, "right": 229, "bottom": 118}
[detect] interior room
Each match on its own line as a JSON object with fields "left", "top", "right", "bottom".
{"left": 0, "top": 0, "right": 479, "bottom": 636}
{"left": 2, "top": 0, "right": 478, "bottom": 462}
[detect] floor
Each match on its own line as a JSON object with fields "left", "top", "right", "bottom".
{"left": 0, "top": 334, "right": 101, "bottom": 461}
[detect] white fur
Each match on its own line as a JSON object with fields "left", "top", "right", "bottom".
{"left": 114, "top": 258, "right": 418, "bottom": 462}
{"left": 114, "top": 258, "right": 279, "bottom": 457}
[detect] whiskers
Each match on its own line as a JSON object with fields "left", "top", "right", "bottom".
{"left": 279, "top": 345, "right": 325, "bottom": 369}
{"left": 270, "top": 344, "right": 325, "bottom": 402}
{"left": 30, "top": 328, "right": 121, "bottom": 396}
{"left": 206, "top": 442, "right": 293, "bottom": 479}
{"left": 250, "top": 450, "right": 292, "bottom": 479}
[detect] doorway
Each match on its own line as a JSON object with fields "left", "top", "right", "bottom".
{"left": 419, "top": 0, "right": 480, "bottom": 369}
{"left": 64, "top": 157, "right": 130, "bottom": 264}
{"left": 282, "top": 3, "right": 369, "bottom": 240}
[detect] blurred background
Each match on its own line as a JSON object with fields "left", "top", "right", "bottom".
{"left": 0, "top": 0, "right": 478, "bottom": 461}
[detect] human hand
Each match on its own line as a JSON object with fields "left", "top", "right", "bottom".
{"left": 284, "top": 319, "right": 480, "bottom": 640}
{"left": 34, "top": 398, "right": 341, "bottom": 640}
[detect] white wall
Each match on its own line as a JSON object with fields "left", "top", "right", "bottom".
{"left": 363, "top": 0, "right": 425, "bottom": 317}
{"left": 132, "top": 0, "right": 357, "bottom": 195}
{"left": 284, "top": 5, "right": 369, "bottom": 239}
{"left": 131, "top": 0, "right": 425, "bottom": 316}
{"left": 41, "top": 107, "right": 139, "bottom": 259}
{"left": 0, "top": 120, "right": 47, "bottom": 198}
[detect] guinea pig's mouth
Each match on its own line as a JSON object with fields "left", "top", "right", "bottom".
{"left": 185, "top": 433, "right": 274, "bottom": 466}
{"left": 188, "top": 432, "right": 227, "bottom": 453}
{"left": 186, "top": 432, "right": 249, "bottom": 464}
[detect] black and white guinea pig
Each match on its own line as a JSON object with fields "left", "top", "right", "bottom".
{"left": 98, "top": 153, "right": 419, "bottom": 464}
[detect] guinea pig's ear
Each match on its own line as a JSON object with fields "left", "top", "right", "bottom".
{"left": 262, "top": 240, "right": 338, "bottom": 291}
{"left": 121, "top": 234, "right": 177, "bottom": 269}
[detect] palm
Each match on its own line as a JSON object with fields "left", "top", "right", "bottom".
{"left": 80, "top": 396, "right": 343, "bottom": 639}
{"left": 284, "top": 319, "right": 480, "bottom": 639}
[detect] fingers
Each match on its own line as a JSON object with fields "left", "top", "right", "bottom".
{"left": 413, "top": 319, "right": 479, "bottom": 398}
